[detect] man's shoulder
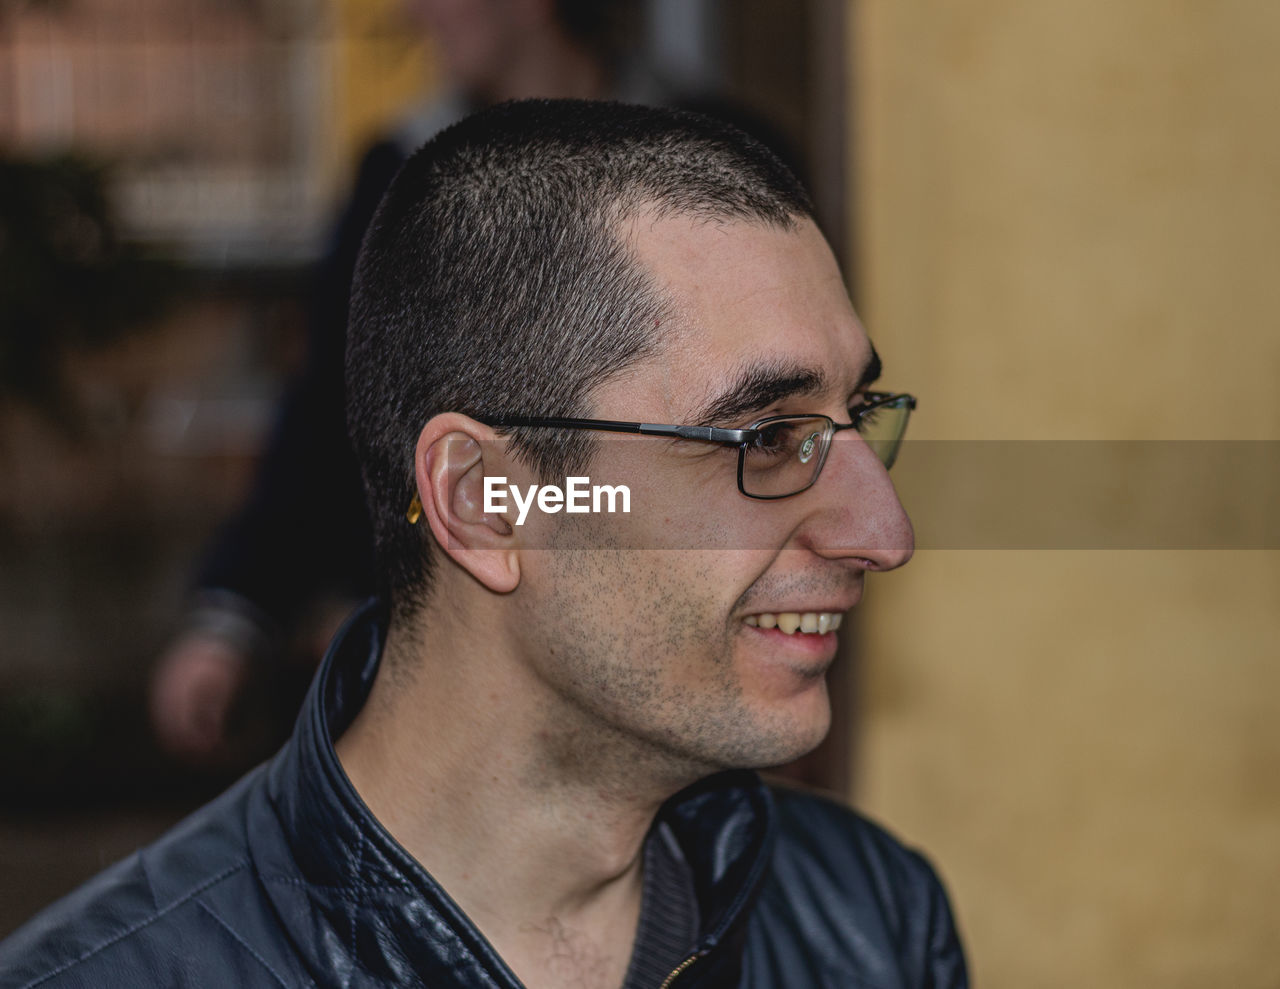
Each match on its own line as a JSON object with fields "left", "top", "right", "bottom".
{"left": 0, "top": 768, "right": 300, "bottom": 989}
{"left": 747, "top": 784, "right": 969, "bottom": 988}
{"left": 768, "top": 784, "right": 945, "bottom": 897}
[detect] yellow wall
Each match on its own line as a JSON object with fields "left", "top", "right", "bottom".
{"left": 849, "top": 3, "right": 1280, "bottom": 986}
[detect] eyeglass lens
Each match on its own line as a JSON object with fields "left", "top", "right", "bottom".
{"left": 860, "top": 397, "right": 913, "bottom": 471}
{"left": 739, "top": 398, "right": 912, "bottom": 498}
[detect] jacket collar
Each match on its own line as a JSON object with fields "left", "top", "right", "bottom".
{"left": 254, "top": 601, "right": 776, "bottom": 986}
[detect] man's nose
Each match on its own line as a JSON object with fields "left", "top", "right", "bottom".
{"left": 802, "top": 432, "right": 915, "bottom": 570}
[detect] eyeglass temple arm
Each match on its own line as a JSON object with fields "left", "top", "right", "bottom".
{"left": 485, "top": 416, "right": 754, "bottom": 445}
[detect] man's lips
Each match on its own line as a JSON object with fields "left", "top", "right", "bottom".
{"left": 740, "top": 611, "right": 843, "bottom": 670}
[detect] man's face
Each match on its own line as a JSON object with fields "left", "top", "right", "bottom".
{"left": 510, "top": 214, "right": 914, "bottom": 780}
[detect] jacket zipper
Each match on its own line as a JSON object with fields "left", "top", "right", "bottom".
{"left": 658, "top": 952, "right": 702, "bottom": 989}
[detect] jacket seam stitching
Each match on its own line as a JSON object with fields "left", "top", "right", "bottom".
{"left": 258, "top": 874, "right": 415, "bottom": 894}
{"left": 195, "top": 899, "right": 292, "bottom": 989}
{"left": 14, "top": 861, "right": 250, "bottom": 989}
{"left": 348, "top": 832, "right": 365, "bottom": 986}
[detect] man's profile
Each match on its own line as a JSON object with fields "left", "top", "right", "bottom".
{"left": 1, "top": 100, "right": 967, "bottom": 988}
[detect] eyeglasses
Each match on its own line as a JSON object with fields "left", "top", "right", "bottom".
{"left": 479, "top": 391, "right": 916, "bottom": 501}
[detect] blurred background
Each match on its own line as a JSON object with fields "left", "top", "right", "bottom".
{"left": 0, "top": 1, "right": 1277, "bottom": 986}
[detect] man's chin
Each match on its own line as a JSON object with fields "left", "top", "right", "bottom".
{"left": 716, "top": 691, "right": 833, "bottom": 773}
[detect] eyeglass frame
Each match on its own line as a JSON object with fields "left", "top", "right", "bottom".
{"left": 473, "top": 391, "right": 916, "bottom": 502}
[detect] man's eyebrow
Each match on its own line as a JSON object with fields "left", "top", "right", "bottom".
{"left": 692, "top": 360, "right": 828, "bottom": 426}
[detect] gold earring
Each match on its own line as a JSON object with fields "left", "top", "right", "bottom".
{"left": 405, "top": 492, "right": 423, "bottom": 525}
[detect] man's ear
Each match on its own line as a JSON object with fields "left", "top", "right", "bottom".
{"left": 413, "top": 413, "right": 519, "bottom": 593}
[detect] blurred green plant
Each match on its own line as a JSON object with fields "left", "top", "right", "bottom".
{"left": 0, "top": 152, "right": 181, "bottom": 432}
{"left": 0, "top": 688, "right": 95, "bottom": 770}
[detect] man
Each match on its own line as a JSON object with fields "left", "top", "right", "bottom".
{"left": 1, "top": 101, "right": 967, "bottom": 988}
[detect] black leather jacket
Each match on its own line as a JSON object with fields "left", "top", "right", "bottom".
{"left": 1, "top": 606, "right": 968, "bottom": 988}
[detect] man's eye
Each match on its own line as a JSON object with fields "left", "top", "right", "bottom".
{"left": 850, "top": 401, "right": 884, "bottom": 434}
{"left": 746, "top": 423, "right": 797, "bottom": 459}
{"left": 855, "top": 404, "right": 885, "bottom": 432}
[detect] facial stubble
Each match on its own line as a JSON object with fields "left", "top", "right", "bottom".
{"left": 519, "top": 535, "right": 831, "bottom": 795}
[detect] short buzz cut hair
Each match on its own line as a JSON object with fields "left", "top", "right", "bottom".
{"left": 346, "top": 99, "right": 814, "bottom": 622}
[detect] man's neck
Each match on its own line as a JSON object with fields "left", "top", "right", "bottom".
{"left": 334, "top": 600, "right": 698, "bottom": 989}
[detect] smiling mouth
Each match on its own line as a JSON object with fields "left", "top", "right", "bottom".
{"left": 743, "top": 612, "right": 844, "bottom": 635}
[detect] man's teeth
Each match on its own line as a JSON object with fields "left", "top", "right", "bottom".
{"left": 743, "top": 612, "right": 843, "bottom": 634}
